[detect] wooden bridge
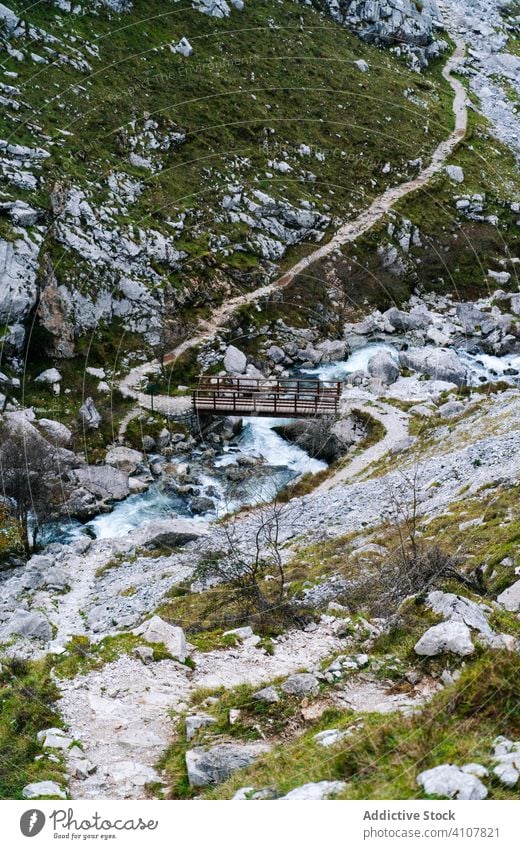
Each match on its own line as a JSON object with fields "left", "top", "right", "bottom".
{"left": 192, "top": 376, "right": 342, "bottom": 418}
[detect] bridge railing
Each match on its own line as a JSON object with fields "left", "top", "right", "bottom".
{"left": 192, "top": 376, "right": 342, "bottom": 417}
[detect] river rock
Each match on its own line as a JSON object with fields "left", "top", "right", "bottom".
{"left": 69, "top": 465, "right": 129, "bottom": 502}
{"left": 105, "top": 446, "right": 144, "bottom": 474}
{"left": 399, "top": 348, "right": 467, "bottom": 386}
{"left": 497, "top": 580, "right": 520, "bottom": 612}
{"left": 190, "top": 496, "right": 215, "bottom": 515}
{"left": 133, "top": 518, "right": 207, "bottom": 550}
{"left": 280, "top": 780, "right": 347, "bottom": 800}
{"left": 2, "top": 610, "right": 52, "bottom": 641}
{"left": 281, "top": 673, "right": 319, "bottom": 698}
{"left": 224, "top": 345, "right": 247, "bottom": 374}
{"left": 367, "top": 350, "right": 399, "bottom": 384}
{"left": 22, "top": 781, "right": 67, "bottom": 799}
{"left": 185, "top": 742, "right": 270, "bottom": 787}
{"left": 414, "top": 621, "right": 474, "bottom": 657}
{"left": 78, "top": 397, "right": 102, "bottom": 429}
{"left": 417, "top": 764, "right": 487, "bottom": 800}
{"left": 133, "top": 615, "right": 187, "bottom": 662}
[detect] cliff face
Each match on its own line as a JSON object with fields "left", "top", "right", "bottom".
{"left": 316, "top": 0, "right": 443, "bottom": 47}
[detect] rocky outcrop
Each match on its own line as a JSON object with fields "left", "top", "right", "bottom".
{"left": 414, "top": 621, "right": 474, "bottom": 657}
{"left": 314, "top": 0, "right": 443, "bottom": 47}
{"left": 185, "top": 742, "right": 270, "bottom": 787}
{"left": 133, "top": 616, "right": 187, "bottom": 662}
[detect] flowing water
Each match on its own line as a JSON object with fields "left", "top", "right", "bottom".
{"left": 44, "top": 343, "right": 518, "bottom": 544}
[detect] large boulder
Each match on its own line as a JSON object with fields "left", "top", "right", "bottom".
{"left": 316, "top": 340, "right": 346, "bottom": 362}
{"left": 130, "top": 518, "right": 207, "bottom": 550}
{"left": 426, "top": 591, "right": 494, "bottom": 641}
{"left": 104, "top": 446, "right": 144, "bottom": 475}
{"left": 2, "top": 610, "right": 52, "bottom": 641}
{"left": 399, "top": 348, "right": 467, "bottom": 386}
{"left": 224, "top": 345, "right": 247, "bottom": 374}
{"left": 367, "top": 350, "right": 399, "bottom": 384}
{"left": 69, "top": 465, "right": 129, "bottom": 502}
{"left": 133, "top": 615, "right": 187, "bottom": 662}
{"left": 414, "top": 621, "right": 474, "bottom": 657}
{"left": 280, "top": 780, "right": 347, "bottom": 800}
{"left": 417, "top": 764, "right": 487, "bottom": 800}
{"left": 383, "top": 307, "right": 426, "bottom": 332}
{"left": 185, "top": 742, "right": 270, "bottom": 787}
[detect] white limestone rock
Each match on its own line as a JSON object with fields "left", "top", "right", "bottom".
{"left": 133, "top": 615, "right": 187, "bottom": 662}
{"left": 414, "top": 621, "right": 474, "bottom": 657}
{"left": 417, "top": 764, "right": 487, "bottom": 800}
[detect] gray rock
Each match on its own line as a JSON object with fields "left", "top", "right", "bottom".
{"left": 104, "top": 446, "right": 144, "bottom": 474}
{"left": 22, "top": 781, "right": 66, "bottom": 799}
{"left": 78, "top": 397, "right": 102, "bottom": 429}
{"left": 190, "top": 496, "right": 215, "bottom": 515}
{"left": 186, "top": 714, "right": 217, "bottom": 741}
{"left": 281, "top": 673, "right": 319, "bottom": 698}
{"left": 399, "top": 348, "right": 467, "bottom": 386}
{"left": 135, "top": 519, "right": 206, "bottom": 550}
{"left": 38, "top": 418, "right": 73, "bottom": 446}
{"left": 185, "top": 742, "right": 270, "bottom": 787}
{"left": 2, "top": 610, "right": 52, "bottom": 641}
{"left": 414, "top": 621, "right": 474, "bottom": 657}
{"left": 133, "top": 615, "right": 187, "bottom": 662}
{"left": 367, "top": 350, "right": 399, "bottom": 384}
{"left": 437, "top": 400, "right": 465, "bottom": 419}
{"left": 427, "top": 591, "right": 494, "bottom": 640}
{"left": 445, "top": 165, "right": 464, "bottom": 183}
{"left": 313, "top": 729, "right": 350, "bottom": 748}
{"left": 223, "top": 626, "right": 254, "bottom": 640}
{"left": 267, "top": 344, "right": 286, "bottom": 364}
{"left": 280, "top": 780, "right": 347, "bottom": 800}
{"left": 354, "top": 59, "right": 369, "bottom": 72}
{"left": 70, "top": 465, "right": 129, "bottom": 502}
{"left": 224, "top": 345, "right": 247, "bottom": 374}
{"left": 252, "top": 686, "right": 279, "bottom": 704}
{"left": 34, "top": 368, "right": 61, "bottom": 385}
{"left": 417, "top": 764, "right": 487, "bottom": 800}
{"left": 497, "top": 580, "right": 520, "bottom": 612}
{"left": 37, "top": 727, "right": 72, "bottom": 750}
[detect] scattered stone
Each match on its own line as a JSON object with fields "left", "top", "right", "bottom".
{"left": 252, "top": 686, "right": 279, "bottom": 704}
{"left": 414, "top": 622, "right": 474, "bottom": 657}
{"left": 78, "top": 397, "right": 102, "bottom": 429}
{"left": 281, "top": 673, "right": 319, "bottom": 698}
{"left": 280, "top": 780, "right": 347, "bottom": 800}
{"left": 133, "top": 616, "right": 187, "bottom": 662}
{"left": 223, "top": 626, "right": 254, "bottom": 640}
{"left": 37, "top": 728, "right": 72, "bottom": 750}
{"left": 497, "top": 580, "right": 520, "bottom": 612}
{"left": 185, "top": 714, "right": 217, "bottom": 741}
{"left": 417, "top": 764, "right": 487, "bottom": 800}
{"left": 22, "top": 781, "right": 66, "bottom": 799}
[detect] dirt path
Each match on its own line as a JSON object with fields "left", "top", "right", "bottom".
{"left": 117, "top": 36, "right": 467, "bottom": 429}
{"left": 316, "top": 401, "right": 410, "bottom": 493}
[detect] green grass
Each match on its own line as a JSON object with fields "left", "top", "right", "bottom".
{"left": 0, "top": 656, "right": 67, "bottom": 799}
{"left": 201, "top": 652, "right": 520, "bottom": 799}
